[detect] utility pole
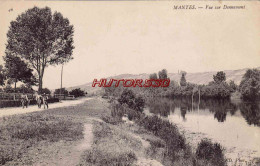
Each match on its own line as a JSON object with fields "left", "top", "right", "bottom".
{"left": 60, "top": 64, "right": 63, "bottom": 100}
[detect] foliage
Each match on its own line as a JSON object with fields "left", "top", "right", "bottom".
{"left": 69, "top": 88, "right": 85, "bottom": 98}
{"left": 0, "top": 65, "right": 5, "bottom": 86}
{"left": 158, "top": 69, "right": 168, "bottom": 79}
{"left": 229, "top": 80, "right": 237, "bottom": 93}
{"left": 149, "top": 73, "right": 158, "bottom": 79}
{"left": 200, "top": 82, "right": 231, "bottom": 99}
{"left": 6, "top": 7, "right": 74, "bottom": 92}
{"left": 213, "top": 71, "right": 226, "bottom": 84}
{"left": 196, "top": 139, "right": 225, "bottom": 166}
{"left": 54, "top": 88, "right": 68, "bottom": 95}
{"left": 180, "top": 73, "right": 187, "bottom": 87}
{"left": 41, "top": 88, "right": 51, "bottom": 94}
{"left": 118, "top": 89, "right": 145, "bottom": 112}
{"left": 239, "top": 69, "right": 260, "bottom": 100}
{"left": 4, "top": 54, "right": 36, "bottom": 89}
{"left": 2, "top": 85, "right": 34, "bottom": 93}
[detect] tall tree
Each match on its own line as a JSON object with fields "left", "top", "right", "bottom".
{"left": 4, "top": 53, "right": 36, "bottom": 91}
{"left": 6, "top": 7, "right": 74, "bottom": 92}
{"left": 239, "top": 69, "right": 260, "bottom": 100}
{"left": 180, "top": 72, "right": 187, "bottom": 86}
{"left": 158, "top": 69, "right": 168, "bottom": 79}
{"left": 149, "top": 73, "right": 158, "bottom": 79}
{"left": 0, "top": 65, "right": 5, "bottom": 86}
{"left": 213, "top": 71, "right": 226, "bottom": 84}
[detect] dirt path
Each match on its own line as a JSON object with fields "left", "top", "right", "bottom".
{"left": 32, "top": 123, "right": 94, "bottom": 166}
{"left": 0, "top": 97, "right": 93, "bottom": 117}
{"left": 55, "top": 123, "right": 93, "bottom": 166}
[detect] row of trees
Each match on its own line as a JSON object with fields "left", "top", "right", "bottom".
{"left": 0, "top": 7, "right": 74, "bottom": 93}
{"left": 149, "top": 69, "right": 168, "bottom": 80}
{"left": 147, "top": 69, "right": 260, "bottom": 100}
{"left": 54, "top": 88, "right": 86, "bottom": 98}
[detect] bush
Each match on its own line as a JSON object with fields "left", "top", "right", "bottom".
{"left": 137, "top": 116, "right": 187, "bottom": 153}
{"left": 118, "top": 89, "right": 145, "bottom": 112}
{"left": 54, "top": 88, "right": 68, "bottom": 95}
{"left": 69, "top": 88, "right": 85, "bottom": 98}
{"left": 239, "top": 69, "right": 260, "bottom": 100}
{"left": 196, "top": 139, "right": 225, "bottom": 166}
{"left": 41, "top": 88, "right": 51, "bottom": 94}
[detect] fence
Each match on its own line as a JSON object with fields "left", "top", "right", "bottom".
{"left": 0, "top": 93, "right": 34, "bottom": 101}
{"left": 53, "top": 94, "right": 75, "bottom": 100}
{"left": 0, "top": 93, "right": 75, "bottom": 101}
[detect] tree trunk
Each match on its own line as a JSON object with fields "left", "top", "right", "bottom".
{"left": 38, "top": 76, "right": 42, "bottom": 94}
{"left": 14, "top": 80, "right": 17, "bottom": 93}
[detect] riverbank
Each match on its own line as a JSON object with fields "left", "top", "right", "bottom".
{"left": 0, "top": 97, "right": 167, "bottom": 165}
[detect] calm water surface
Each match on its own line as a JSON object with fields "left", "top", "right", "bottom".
{"left": 145, "top": 97, "right": 260, "bottom": 165}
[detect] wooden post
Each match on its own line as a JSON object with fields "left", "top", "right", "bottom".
{"left": 60, "top": 64, "right": 63, "bottom": 100}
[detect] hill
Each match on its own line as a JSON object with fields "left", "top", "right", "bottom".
{"left": 67, "top": 67, "right": 260, "bottom": 94}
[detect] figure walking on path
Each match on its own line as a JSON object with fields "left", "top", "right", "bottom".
{"left": 21, "top": 92, "right": 29, "bottom": 109}
{"left": 42, "top": 93, "right": 49, "bottom": 109}
{"left": 35, "top": 92, "right": 42, "bottom": 108}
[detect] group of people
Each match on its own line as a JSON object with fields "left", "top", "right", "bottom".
{"left": 20, "top": 92, "right": 49, "bottom": 109}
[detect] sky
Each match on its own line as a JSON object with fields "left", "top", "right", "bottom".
{"left": 0, "top": 1, "right": 259, "bottom": 89}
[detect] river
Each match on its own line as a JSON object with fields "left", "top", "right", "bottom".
{"left": 145, "top": 97, "right": 260, "bottom": 166}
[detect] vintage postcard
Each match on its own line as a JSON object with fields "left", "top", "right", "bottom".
{"left": 0, "top": 0, "right": 259, "bottom": 166}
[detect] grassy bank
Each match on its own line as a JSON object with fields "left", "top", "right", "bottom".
{"left": 0, "top": 96, "right": 226, "bottom": 165}
{"left": 0, "top": 113, "right": 83, "bottom": 165}
{"left": 102, "top": 100, "right": 227, "bottom": 166}
{"left": 80, "top": 121, "right": 139, "bottom": 165}
{"left": 0, "top": 97, "right": 109, "bottom": 165}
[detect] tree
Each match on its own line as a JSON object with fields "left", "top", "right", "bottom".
{"left": 0, "top": 65, "right": 5, "bottom": 86}
{"left": 42, "top": 88, "right": 51, "bottom": 94}
{"left": 239, "top": 69, "right": 260, "bottom": 100}
{"left": 158, "top": 69, "right": 168, "bottom": 79}
{"left": 6, "top": 7, "right": 74, "bottom": 93}
{"left": 118, "top": 89, "right": 145, "bottom": 112}
{"left": 213, "top": 71, "right": 226, "bottom": 84}
{"left": 229, "top": 80, "right": 237, "bottom": 93}
{"left": 69, "top": 88, "right": 85, "bottom": 98}
{"left": 54, "top": 88, "right": 68, "bottom": 95}
{"left": 4, "top": 53, "right": 36, "bottom": 91}
{"left": 149, "top": 73, "right": 158, "bottom": 79}
{"left": 180, "top": 73, "right": 187, "bottom": 86}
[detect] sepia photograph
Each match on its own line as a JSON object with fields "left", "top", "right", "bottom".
{"left": 0, "top": 0, "right": 259, "bottom": 165}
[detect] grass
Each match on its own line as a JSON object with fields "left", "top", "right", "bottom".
{"left": 80, "top": 121, "right": 140, "bottom": 166}
{"left": 0, "top": 97, "right": 110, "bottom": 165}
{"left": 108, "top": 102, "right": 227, "bottom": 166}
{"left": 195, "top": 139, "right": 226, "bottom": 166}
{"left": 0, "top": 113, "right": 83, "bottom": 165}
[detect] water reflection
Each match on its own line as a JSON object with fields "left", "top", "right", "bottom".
{"left": 146, "top": 97, "right": 260, "bottom": 126}
{"left": 240, "top": 102, "right": 260, "bottom": 126}
{"left": 146, "top": 97, "right": 260, "bottom": 163}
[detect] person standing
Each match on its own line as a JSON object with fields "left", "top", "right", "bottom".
{"left": 42, "top": 93, "right": 49, "bottom": 109}
{"left": 21, "top": 92, "right": 29, "bottom": 108}
{"left": 35, "top": 92, "right": 42, "bottom": 108}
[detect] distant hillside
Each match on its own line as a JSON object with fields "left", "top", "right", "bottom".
{"left": 67, "top": 67, "right": 260, "bottom": 94}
